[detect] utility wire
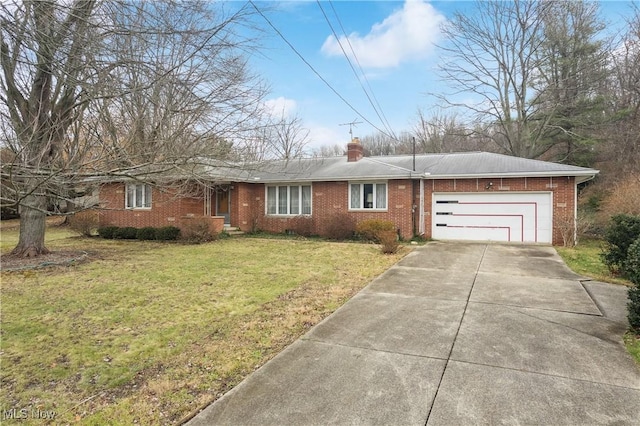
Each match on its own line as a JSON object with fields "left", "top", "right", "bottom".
{"left": 327, "top": 0, "right": 397, "bottom": 139}
{"left": 316, "top": 1, "right": 394, "bottom": 137}
{"left": 249, "top": 0, "right": 396, "bottom": 140}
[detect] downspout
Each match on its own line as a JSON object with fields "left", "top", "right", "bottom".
{"left": 412, "top": 178, "right": 416, "bottom": 236}
{"left": 411, "top": 137, "right": 417, "bottom": 237}
{"left": 419, "top": 179, "right": 425, "bottom": 236}
{"left": 574, "top": 177, "right": 578, "bottom": 246}
{"left": 574, "top": 174, "right": 597, "bottom": 245}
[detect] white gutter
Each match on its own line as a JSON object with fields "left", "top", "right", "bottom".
{"left": 251, "top": 171, "right": 599, "bottom": 185}
{"left": 420, "top": 171, "right": 599, "bottom": 181}
{"left": 252, "top": 175, "right": 417, "bottom": 184}
{"left": 574, "top": 177, "right": 578, "bottom": 246}
{"left": 418, "top": 171, "right": 599, "bottom": 181}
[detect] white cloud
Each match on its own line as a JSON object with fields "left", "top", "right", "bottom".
{"left": 264, "top": 96, "right": 298, "bottom": 118}
{"left": 321, "top": 0, "right": 446, "bottom": 68}
{"left": 306, "top": 123, "right": 345, "bottom": 150}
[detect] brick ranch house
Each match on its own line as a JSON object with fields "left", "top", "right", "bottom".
{"left": 95, "top": 141, "right": 598, "bottom": 245}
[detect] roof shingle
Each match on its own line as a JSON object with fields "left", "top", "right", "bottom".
{"left": 212, "top": 152, "right": 598, "bottom": 184}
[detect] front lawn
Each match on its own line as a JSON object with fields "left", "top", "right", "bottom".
{"left": 0, "top": 226, "right": 408, "bottom": 424}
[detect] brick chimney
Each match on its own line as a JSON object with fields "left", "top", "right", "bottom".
{"left": 347, "top": 137, "right": 363, "bottom": 162}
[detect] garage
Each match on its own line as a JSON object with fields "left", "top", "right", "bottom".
{"left": 432, "top": 192, "right": 552, "bottom": 243}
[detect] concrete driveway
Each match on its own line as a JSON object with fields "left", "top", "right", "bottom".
{"left": 188, "top": 242, "right": 640, "bottom": 425}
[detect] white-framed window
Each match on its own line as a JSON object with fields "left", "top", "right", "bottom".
{"left": 349, "top": 182, "right": 387, "bottom": 210}
{"left": 266, "top": 185, "right": 312, "bottom": 215}
{"left": 126, "top": 183, "right": 152, "bottom": 209}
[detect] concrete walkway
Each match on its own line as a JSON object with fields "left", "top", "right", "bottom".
{"left": 188, "top": 242, "right": 640, "bottom": 425}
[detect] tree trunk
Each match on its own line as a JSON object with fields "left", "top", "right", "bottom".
{"left": 11, "top": 194, "right": 50, "bottom": 258}
{"left": 62, "top": 200, "right": 76, "bottom": 225}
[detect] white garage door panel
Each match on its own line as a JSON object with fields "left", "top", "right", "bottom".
{"left": 432, "top": 192, "right": 552, "bottom": 243}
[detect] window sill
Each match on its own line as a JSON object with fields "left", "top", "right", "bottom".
{"left": 265, "top": 214, "right": 312, "bottom": 217}
{"left": 348, "top": 209, "right": 388, "bottom": 212}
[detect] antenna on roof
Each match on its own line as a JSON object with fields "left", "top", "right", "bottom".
{"left": 339, "top": 119, "right": 363, "bottom": 140}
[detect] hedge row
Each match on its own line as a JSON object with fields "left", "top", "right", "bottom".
{"left": 97, "top": 226, "right": 181, "bottom": 241}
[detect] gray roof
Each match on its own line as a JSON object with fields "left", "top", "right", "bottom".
{"left": 207, "top": 152, "right": 598, "bottom": 184}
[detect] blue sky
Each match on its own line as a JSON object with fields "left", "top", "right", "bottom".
{"left": 247, "top": 0, "right": 634, "bottom": 151}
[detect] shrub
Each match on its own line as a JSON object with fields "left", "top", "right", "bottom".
{"left": 628, "top": 240, "right": 640, "bottom": 331}
{"left": 625, "top": 238, "right": 640, "bottom": 285}
{"left": 97, "top": 226, "right": 119, "bottom": 239}
{"left": 114, "top": 226, "right": 138, "bottom": 240}
{"left": 286, "top": 216, "right": 316, "bottom": 237}
{"left": 356, "top": 219, "right": 396, "bottom": 243}
{"left": 181, "top": 219, "right": 215, "bottom": 244}
{"left": 136, "top": 227, "right": 157, "bottom": 241}
{"left": 322, "top": 212, "right": 355, "bottom": 240}
{"left": 624, "top": 238, "right": 640, "bottom": 334}
{"left": 629, "top": 285, "right": 640, "bottom": 333}
{"left": 67, "top": 212, "right": 98, "bottom": 237}
{"left": 1, "top": 205, "right": 19, "bottom": 220}
{"left": 598, "top": 175, "right": 640, "bottom": 221}
{"left": 586, "top": 192, "right": 604, "bottom": 213}
{"left": 378, "top": 230, "right": 399, "bottom": 254}
{"left": 557, "top": 211, "right": 593, "bottom": 247}
{"left": 601, "top": 214, "right": 640, "bottom": 274}
{"left": 156, "top": 226, "right": 181, "bottom": 241}
{"left": 248, "top": 209, "right": 262, "bottom": 234}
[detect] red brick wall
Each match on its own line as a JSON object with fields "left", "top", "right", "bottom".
{"left": 230, "top": 182, "right": 259, "bottom": 231}
{"left": 98, "top": 176, "right": 576, "bottom": 245}
{"left": 96, "top": 183, "right": 223, "bottom": 233}
{"left": 232, "top": 180, "right": 417, "bottom": 240}
{"left": 423, "top": 177, "right": 575, "bottom": 245}
{"left": 231, "top": 177, "right": 575, "bottom": 244}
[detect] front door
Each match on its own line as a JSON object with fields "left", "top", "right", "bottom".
{"left": 216, "top": 190, "right": 230, "bottom": 225}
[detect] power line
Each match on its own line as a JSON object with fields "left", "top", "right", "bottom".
{"left": 323, "top": 0, "right": 397, "bottom": 139}
{"left": 248, "top": 0, "right": 396, "bottom": 140}
{"left": 316, "top": 1, "right": 393, "bottom": 136}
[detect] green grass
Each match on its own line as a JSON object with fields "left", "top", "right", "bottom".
{"left": 555, "top": 238, "right": 632, "bottom": 286}
{"left": 624, "top": 332, "right": 640, "bottom": 365}
{"left": 1, "top": 225, "right": 409, "bottom": 424}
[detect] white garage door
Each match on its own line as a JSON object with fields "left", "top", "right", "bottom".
{"left": 432, "top": 192, "right": 552, "bottom": 243}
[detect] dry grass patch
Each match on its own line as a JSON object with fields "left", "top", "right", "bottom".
{"left": 1, "top": 227, "right": 408, "bottom": 424}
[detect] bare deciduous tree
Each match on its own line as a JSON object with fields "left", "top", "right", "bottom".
{"left": 231, "top": 106, "right": 311, "bottom": 162}
{"left": 262, "top": 111, "right": 311, "bottom": 161}
{"left": 597, "top": 4, "right": 640, "bottom": 179}
{"left": 436, "top": 0, "right": 611, "bottom": 164}
{"left": 1, "top": 0, "right": 266, "bottom": 257}
{"left": 437, "top": 0, "right": 548, "bottom": 158}
{"left": 312, "top": 143, "right": 344, "bottom": 158}
{"left": 413, "top": 109, "right": 485, "bottom": 153}
{"left": 532, "top": 0, "right": 609, "bottom": 166}
{"left": 360, "top": 132, "right": 406, "bottom": 156}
